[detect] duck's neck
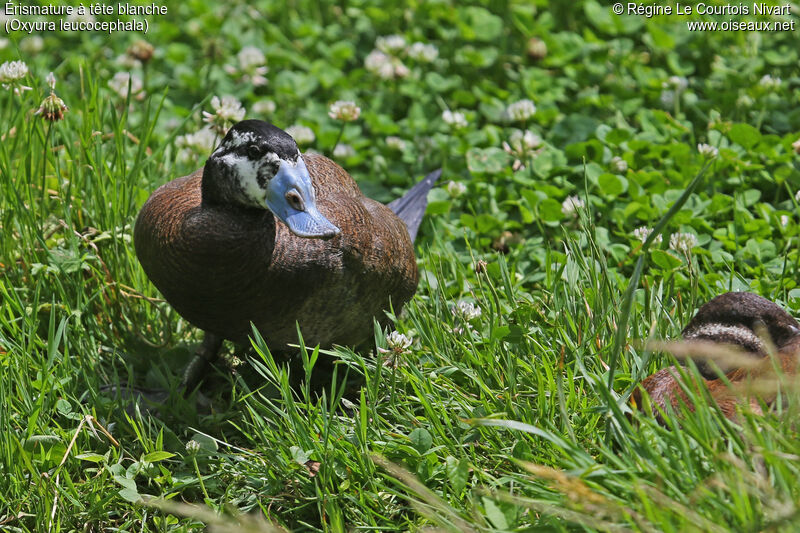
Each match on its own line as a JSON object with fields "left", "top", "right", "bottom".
{"left": 200, "top": 164, "right": 266, "bottom": 215}
{"left": 200, "top": 162, "right": 228, "bottom": 206}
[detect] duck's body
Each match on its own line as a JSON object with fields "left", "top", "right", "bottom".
{"left": 134, "top": 121, "right": 438, "bottom": 389}
{"left": 634, "top": 292, "right": 800, "bottom": 422}
{"left": 135, "top": 153, "right": 417, "bottom": 348}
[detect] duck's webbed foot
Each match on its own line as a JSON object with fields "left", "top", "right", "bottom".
{"left": 181, "top": 332, "right": 224, "bottom": 394}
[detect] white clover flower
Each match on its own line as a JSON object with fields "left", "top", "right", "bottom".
{"left": 633, "top": 226, "right": 662, "bottom": 244}
{"left": 386, "top": 331, "right": 413, "bottom": 352}
{"left": 504, "top": 129, "right": 542, "bottom": 154}
{"left": 376, "top": 35, "right": 407, "bottom": 54}
{"left": 20, "top": 36, "right": 44, "bottom": 54}
{"left": 697, "top": 143, "right": 718, "bottom": 159}
{"left": 781, "top": 215, "right": 790, "bottom": 227}
{"left": 176, "top": 126, "right": 218, "bottom": 162}
{"left": 365, "top": 49, "right": 394, "bottom": 79}
{"left": 633, "top": 227, "right": 651, "bottom": 242}
{"left": 202, "top": 95, "right": 245, "bottom": 135}
{"left": 238, "top": 46, "right": 265, "bottom": 71}
{"left": 505, "top": 99, "right": 536, "bottom": 122}
{"left": 328, "top": 100, "right": 361, "bottom": 122}
{"left": 379, "top": 330, "right": 413, "bottom": 364}
{"left": 252, "top": 99, "right": 276, "bottom": 115}
{"left": 35, "top": 92, "right": 68, "bottom": 122}
{"left": 230, "top": 46, "right": 269, "bottom": 86}
{"left": 759, "top": 74, "right": 781, "bottom": 89}
{"left": 245, "top": 70, "right": 269, "bottom": 88}
{"left": 793, "top": 138, "right": 800, "bottom": 155}
{"left": 502, "top": 129, "right": 542, "bottom": 171}
{"left": 108, "top": 72, "right": 144, "bottom": 100}
{"left": 177, "top": 126, "right": 217, "bottom": 153}
{"left": 333, "top": 143, "right": 356, "bottom": 158}
{"left": 663, "top": 76, "right": 688, "bottom": 91}
{"left": 223, "top": 46, "right": 268, "bottom": 85}
{"left": 447, "top": 180, "right": 467, "bottom": 198}
{"left": 407, "top": 42, "right": 438, "bottom": 62}
{"left": 610, "top": 156, "right": 628, "bottom": 173}
{"left": 561, "top": 195, "right": 585, "bottom": 217}
{"left": 527, "top": 37, "right": 547, "bottom": 59}
{"left": 659, "top": 90, "right": 675, "bottom": 107}
{"left": 442, "top": 109, "right": 467, "bottom": 129}
{"left": 736, "top": 94, "right": 754, "bottom": 108}
{"left": 385, "top": 136, "right": 406, "bottom": 151}
{"left": 452, "top": 300, "right": 481, "bottom": 321}
{"left": 285, "top": 125, "right": 315, "bottom": 145}
{"left": 364, "top": 49, "right": 409, "bottom": 80}
{"left": 669, "top": 232, "right": 698, "bottom": 254}
{"left": 0, "top": 60, "right": 29, "bottom": 83}
{"left": 115, "top": 52, "right": 141, "bottom": 69}
{"left": 394, "top": 62, "right": 410, "bottom": 78}
{"left": 185, "top": 440, "right": 201, "bottom": 455}
{"left": 209, "top": 96, "right": 245, "bottom": 122}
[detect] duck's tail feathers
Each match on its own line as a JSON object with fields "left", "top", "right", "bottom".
{"left": 388, "top": 168, "right": 442, "bottom": 242}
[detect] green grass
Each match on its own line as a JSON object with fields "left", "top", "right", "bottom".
{"left": 2, "top": 0, "right": 800, "bottom": 531}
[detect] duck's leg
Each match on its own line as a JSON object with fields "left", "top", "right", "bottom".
{"left": 181, "top": 332, "right": 224, "bottom": 393}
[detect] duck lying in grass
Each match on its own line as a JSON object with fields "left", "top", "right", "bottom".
{"left": 634, "top": 292, "right": 800, "bottom": 422}
{"left": 134, "top": 120, "right": 440, "bottom": 391}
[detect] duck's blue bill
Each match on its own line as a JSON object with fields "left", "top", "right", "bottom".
{"left": 266, "top": 157, "right": 341, "bottom": 239}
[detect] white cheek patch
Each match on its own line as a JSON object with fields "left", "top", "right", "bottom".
{"left": 263, "top": 151, "right": 280, "bottom": 164}
{"left": 685, "top": 322, "right": 764, "bottom": 351}
{"left": 219, "top": 152, "right": 265, "bottom": 206}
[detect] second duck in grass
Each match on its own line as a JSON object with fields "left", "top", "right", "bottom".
{"left": 634, "top": 292, "right": 800, "bottom": 422}
{"left": 134, "top": 120, "right": 440, "bottom": 390}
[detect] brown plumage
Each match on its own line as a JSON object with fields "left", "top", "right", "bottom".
{"left": 134, "top": 121, "right": 438, "bottom": 389}
{"left": 136, "top": 152, "right": 417, "bottom": 347}
{"left": 633, "top": 292, "right": 800, "bottom": 422}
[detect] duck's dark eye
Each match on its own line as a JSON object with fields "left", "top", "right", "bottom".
{"left": 247, "top": 145, "right": 265, "bottom": 159}
{"left": 285, "top": 190, "right": 304, "bottom": 211}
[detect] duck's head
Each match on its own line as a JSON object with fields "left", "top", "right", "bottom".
{"left": 202, "top": 120, "right": 340, "bottom": 239}
{"left": 683, "top": 292, "right": 800, "bottom": 355}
